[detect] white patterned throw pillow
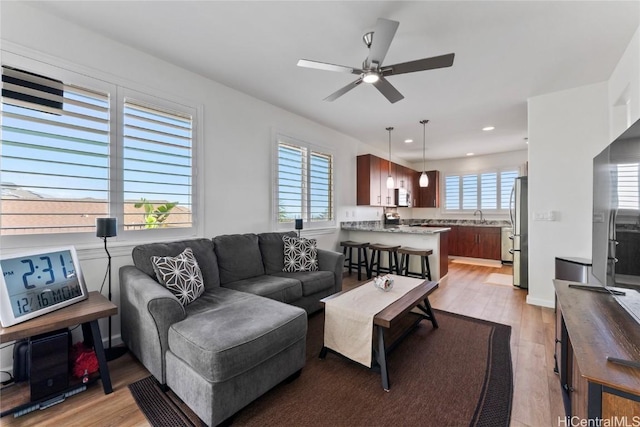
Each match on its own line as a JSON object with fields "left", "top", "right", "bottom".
{"left": 151, "top": 247, "right": 205, "bottom": 306}
{"left": 283, "top": 235, "right": 319, "bottom": 272}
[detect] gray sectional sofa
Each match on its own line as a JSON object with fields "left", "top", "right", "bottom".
{"left": 119, "top": 231, "right": 343, "bottom": 426}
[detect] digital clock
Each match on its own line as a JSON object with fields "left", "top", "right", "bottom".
{"left": 0, "top": 246, "right": 88, "bottom": 327}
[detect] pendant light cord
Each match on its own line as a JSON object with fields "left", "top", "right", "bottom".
{"left": 420, "top": 119, "right": 429, "bottom": 172}
{"left": 386, "top": 127, "right": 394, "bottom": 175}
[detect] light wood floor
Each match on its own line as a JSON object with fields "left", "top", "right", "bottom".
{"left": 0, "top": 262, "right": 565, "bottom": 427}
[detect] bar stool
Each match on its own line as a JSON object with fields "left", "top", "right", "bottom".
{"left": 369, "top": 244, "right": 400, "bottom": 277}
{"left": 340, "top": 241, "right": 370, "bottom": 281}
{"left": 397, "top": 247, "right": 433, "bottom": 280}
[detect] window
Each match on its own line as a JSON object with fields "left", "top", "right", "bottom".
{"left": 122, "top": 99, "right": 193, "bottom": 230}
{"left": 445, "top": 169, "right": 519, "bottom": 211}
{"left": 1, "top": 63, "right": 197, "bottom": 242}
{"left": 1, "top": 66, "right": 110, "bottom": 235}
{"left": 275, "top": 135, "right": 334, "bottom": 229}
{"left": 617, "top": 162, "right": 639, "bottom": 210}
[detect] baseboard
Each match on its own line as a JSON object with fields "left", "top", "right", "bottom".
{"left": 526, "top": 295, "right": 555, "bottom": 308}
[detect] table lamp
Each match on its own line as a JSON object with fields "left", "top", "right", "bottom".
{"left": 295, "top": 219, "right": 303, "bottom": 237}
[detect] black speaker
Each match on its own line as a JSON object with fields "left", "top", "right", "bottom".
{"left": 29, "top": 329, "right": 69, "bottom": 401}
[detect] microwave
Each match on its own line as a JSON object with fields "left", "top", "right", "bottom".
{"left": 394, "top": 188, "right": 411, "bottom": 207}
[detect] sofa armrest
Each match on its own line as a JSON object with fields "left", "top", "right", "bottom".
{"left": 317, "top": 249, "right": 344, "bottom": 293}
{"left": 120, "top": 265, "right": 186, "bottom": 384}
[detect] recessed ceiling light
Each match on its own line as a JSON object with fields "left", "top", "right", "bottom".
{"left": 404, "top": 139, "right": 413, "bottom": 143}
{"left": 466, "top": 152, "right": 474, "bottom": 156}
{"left": 482, "top": 126, "right": 495, "bottom": 131}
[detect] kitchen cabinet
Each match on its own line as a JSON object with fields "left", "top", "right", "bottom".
{"left": 357, "top": 154, "right": 383, "bottom": 206}
{"left": 615, "top": 230, "right": 640, "bottom": 276}
{"left": 554, "top": 281, "right": 640, "bottom": 420}
{"left": 414, "top": 170, "right": 440, "bottom": 208}
{"left": 356, "top": 154, "right": 403, "bottom": 206}
{"left": 449, "top": 226, "right": 501, "bottom": 260}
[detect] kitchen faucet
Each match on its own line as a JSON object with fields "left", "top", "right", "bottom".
{"left": 474, "top": 209, "right": 485, "bottom": 223}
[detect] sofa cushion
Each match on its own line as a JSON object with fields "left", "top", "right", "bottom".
{"left": 223, "top": 275, "right": 302, "bottom": 303}
{"left": 151, "top": 248, "right": 205, "bottom": 306}
{"left": 132, "top": 238, "right": 220, "bottom": 289}
{"left": 270, "top": 271, "right": 335, "bottom": 296}
{"left": 282, "top": 235, "right": 319, "bottom": 272}
{"left": 258, "top": 231, "right": 297, "bottom": 274}
{"left": 168, "top": 288, "right": 307, "bottom": 383}
{"left": 213, "top": 234, "right": 265, "bottom": 285}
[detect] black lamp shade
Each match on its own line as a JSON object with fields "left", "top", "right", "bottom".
{"left": 96, "top": 217, "right": 117, "bottom": 238}
{"left": 295, "top": 219, "right": 303, "bottom": 230}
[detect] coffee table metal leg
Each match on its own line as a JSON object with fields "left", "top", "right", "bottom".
{"left": 420, "top": 297, "right": 439, "bottom": 329}
{"left": 376, "top": 326, "right": 390, "bottom": 391}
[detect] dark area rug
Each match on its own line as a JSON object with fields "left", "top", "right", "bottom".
{"left": 129, "top": 309, "right": 512, "bottom": 427}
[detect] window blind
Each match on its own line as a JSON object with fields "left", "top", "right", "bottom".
{"left": 276, "top": 140, "right": 334, "bottom": 225}
{"left": 122, "top": 100, "right": 193, "bottom": 230}
{"left": 309, "top": 150, "right": 333, "bottom": 221}
{"left": 617, "top": 163, "right": 639, "bottom": 210}
{"left": 500, "top": 170, "right": 519, "bottom": 209}
{"left": 1, "top": 66, "right": 110, "bottom": 235}
{"left": 480, "top": 172, "right": 497, "bottom": 209}
{"left": 444, "top": 168, "right": 519, "bottom": 211}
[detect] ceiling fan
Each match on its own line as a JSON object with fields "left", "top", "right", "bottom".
{"left": 297, "top": 18, "right": 455, "bottom": 104}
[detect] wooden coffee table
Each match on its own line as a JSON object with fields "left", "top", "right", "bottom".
{"left": 320, "top": 279, "right": 439, "bottom": 390}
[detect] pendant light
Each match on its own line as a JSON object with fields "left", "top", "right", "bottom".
{"left": 419, "top": 119, "right": 429, "bottom": 187}
{"left": 386, "top": 127, "right": 394, "bottom": 189}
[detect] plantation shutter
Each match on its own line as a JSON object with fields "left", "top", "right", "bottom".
{"left": 1, "top": 66, "right": 110, "bottom": 235}
{"left": 122, "top": 100, "right": 193, "bottom": 230}
{"left": 462, "top": 174, "right": 478, "bottom": 209}
{"left": 617, "top": 163, "right": 639, "bottom": 209}
{"left": 480, "top": 172, "right": 497, "bottom": 209}
{"left": 309, "top": 150, "right": 333, "bottom": 222}
{"left": 445, "top": 175, "right": 460, "bottom": 210}
{"left": 277, "top": 142, "right": 306, "bottom": 222}
{"left": 500, "top": 170, "right": 519, "bottom": 209}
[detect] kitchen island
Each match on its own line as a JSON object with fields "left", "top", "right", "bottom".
{"left": 341, "top": 222, "right": 450, "bottom": 282}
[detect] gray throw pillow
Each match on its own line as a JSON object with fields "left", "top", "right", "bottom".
{"left": 151, "top": 247, "right": 205, "bottom": 306}
{"left": 282, "top": 235, "right": 319, "bottom": 272}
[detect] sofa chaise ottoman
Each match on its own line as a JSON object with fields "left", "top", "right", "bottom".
{"left": 120, "top": 232, "right": 343, "bottom": 426}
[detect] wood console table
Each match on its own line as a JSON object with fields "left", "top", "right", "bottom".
{"left": 0, "top": 291, "right": 117, "bottom": 417}
{"left": 554, "top": 280, "right": 640, "bottom": 420}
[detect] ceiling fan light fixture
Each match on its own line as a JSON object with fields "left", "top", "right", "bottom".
{"left": 363, "top": 72, "right": 380, "bottom": 84}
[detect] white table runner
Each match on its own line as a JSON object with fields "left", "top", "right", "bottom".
{"left": 323, "top": 275, "right": 424, "bottom": 367}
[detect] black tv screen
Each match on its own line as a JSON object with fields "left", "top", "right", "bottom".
{"left": 592, "top": 118, "right": 640, "bottom": 289}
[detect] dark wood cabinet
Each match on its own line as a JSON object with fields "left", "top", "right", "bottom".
{"left": 554, "top": 281, "right": 640, "bottom": 420}
{"left": 357, "top": 154, "right": 422, "bottom": 207}
{"left": 615, "top": 231, "right": 640, "bottom": 276}
{"left": 414, "top": 170, "right": 440, "bottom": 208}
{"left": 357, "top": 154, "right": 382, "bottom": 206}
{"left": 449, "top": 226, "right": 501, "bottom": 260}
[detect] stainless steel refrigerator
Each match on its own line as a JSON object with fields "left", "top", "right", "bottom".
{"left": 509, "top": 176, "right": 528, "bottom": 288}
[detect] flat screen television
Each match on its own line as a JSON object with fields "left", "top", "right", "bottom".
{"left": 592, "top": 117, "right": 640, "bottom": 322}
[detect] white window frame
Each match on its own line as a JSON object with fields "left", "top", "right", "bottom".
{"left": 272, "top": 132, "right": 335, "bottom": 231}
{"left": 444, "top": 167, "right": 520, "bottom": 213}
{"left": 0, "top": 49, "right": 203, "bottom": 250}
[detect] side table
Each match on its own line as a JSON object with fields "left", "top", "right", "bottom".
{"left": 0, "top": 291, "right": 117, "bottom": 417}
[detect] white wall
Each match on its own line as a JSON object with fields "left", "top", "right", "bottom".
{"left": 526, "top": 27, "right": 640, "bottom": 308}
{"left": 0, "top": 2, "right": 367, "bottom": 367}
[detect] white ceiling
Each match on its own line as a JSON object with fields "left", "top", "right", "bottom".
{"left": 30, "top": 1, "right": 639, "bottom": 161}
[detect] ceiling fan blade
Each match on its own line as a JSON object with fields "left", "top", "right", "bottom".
{"left": 373, "top": 76, "right": 404, "bottom": 103}
{"left": 297, "top": 59, "right": 362, "bottom": 75}
{"left": 324, "top": 78, "right": 363, "bottom": 102}
{"left": 366, "top": 18, "right": 399, "bottom": 67}
{"left": 382, "top": 53, "right": 455, "bottom": 76}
